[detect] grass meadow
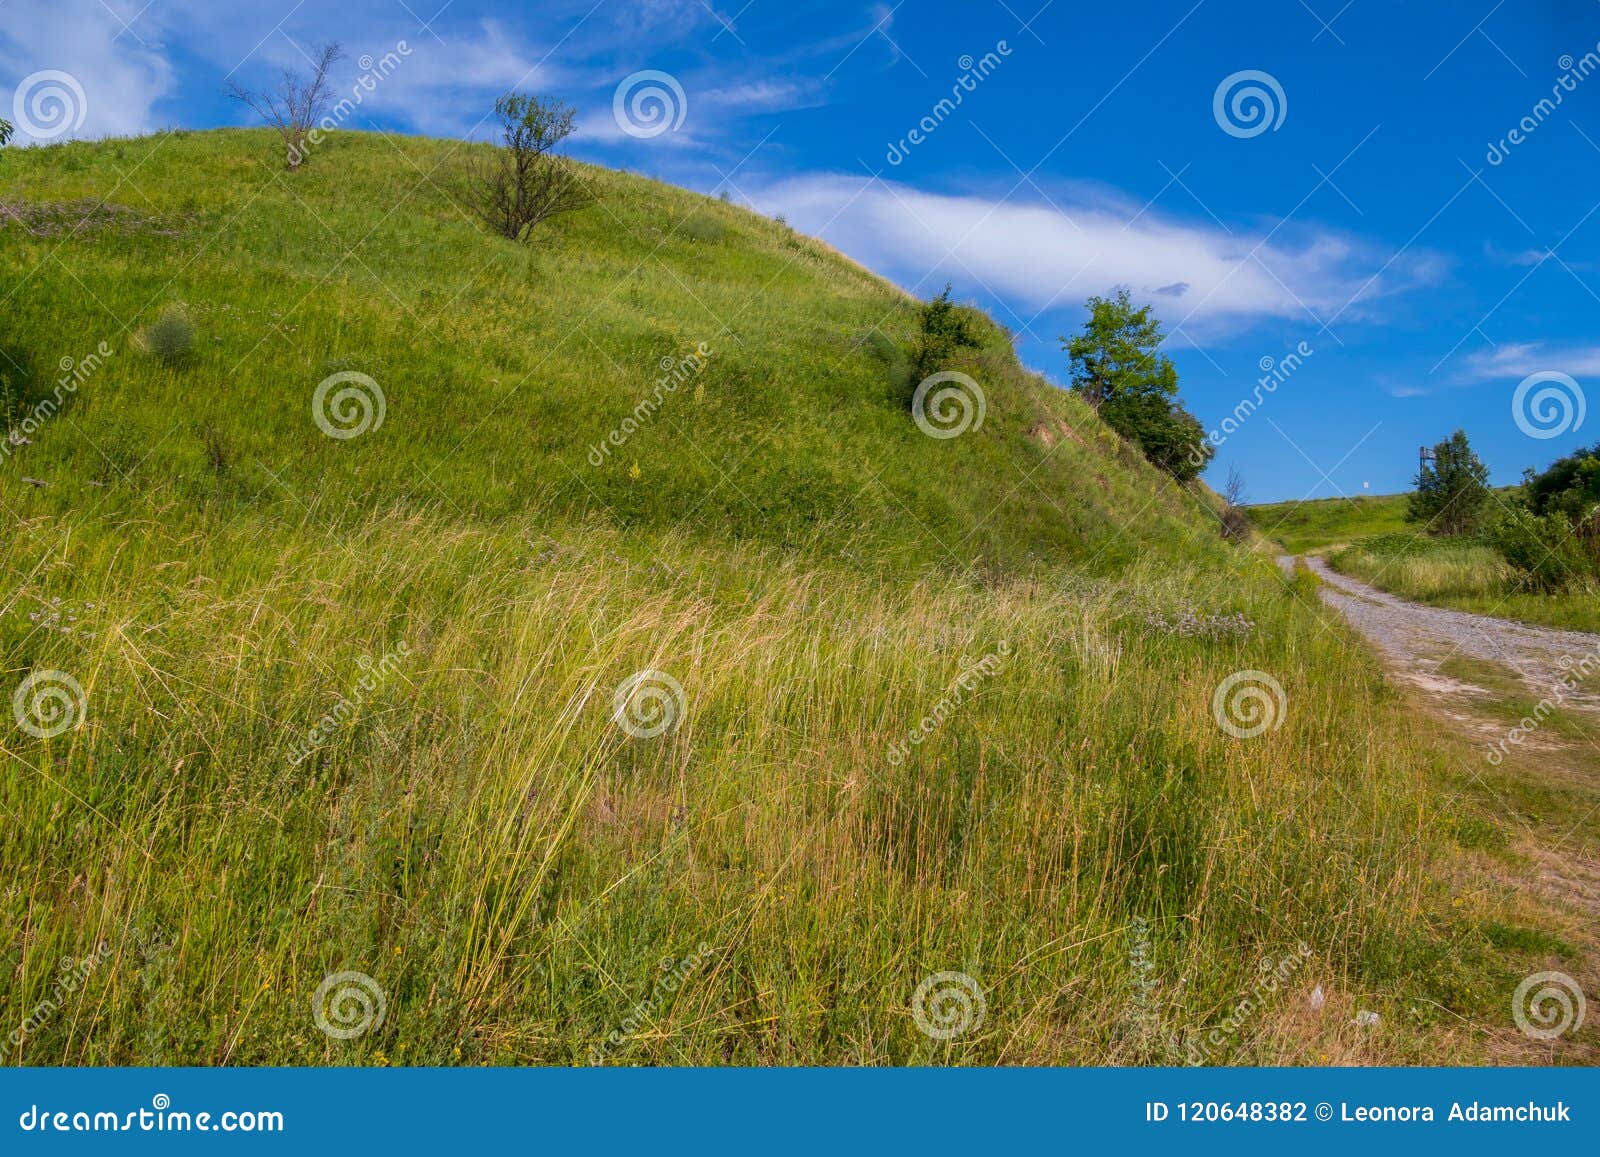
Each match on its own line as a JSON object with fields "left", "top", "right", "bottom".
{"left": 0, "top": 130, "right": 1589, "bottom": 1065}
{"left": 1243, "top": 493, "right": 1414, "bottom": 555}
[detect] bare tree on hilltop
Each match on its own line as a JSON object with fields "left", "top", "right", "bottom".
{"left": 227, "top": 42, "right": 345, "bottom": 171}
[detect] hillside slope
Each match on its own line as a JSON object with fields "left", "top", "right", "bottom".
{"left": 0, "top": 131, "right": 1587, "bottom": 1066}
{"left": 1, "top": 128, "right": 1219, "bottom": 576}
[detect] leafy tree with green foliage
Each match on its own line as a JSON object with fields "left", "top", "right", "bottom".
{"left": 463, "top": 93, "right": 592, "bottom": 242}
{"left": 0, "top": 117, "right": 12, "bottom": 146}
{"left": 1062, "top": 289, "right": 1213, "bottom": 482}
{"left": 1523, "top": 441, "right": 1600, "bottom": 520}
{"left": 913, "top": 283, "right": 981, "bottom": 381}
{"left": 1408, "top": 429, "right": 1490, "bottom": 536}
{"left": 1488, "top": 509, "right": 1592, "bottom": 591}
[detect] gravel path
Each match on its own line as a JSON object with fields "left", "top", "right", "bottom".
{"left": 1285, "top": 555, "right": 1600, "bottom": 714}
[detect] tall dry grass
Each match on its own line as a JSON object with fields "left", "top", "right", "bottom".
{"left": 0, "top": 507, "right": 1475, "bottom": 1065}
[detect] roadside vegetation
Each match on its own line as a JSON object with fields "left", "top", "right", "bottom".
{"left": 1249, "top": 430, "right": 1600, "bottom": 634}
{"left": 0, "top": 129, "right": 1588, "bottom": 1065}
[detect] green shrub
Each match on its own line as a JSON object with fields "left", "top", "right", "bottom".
{"left": 1407, "top": 429, "right": 1490, "bottom": 536}
{"left": 143, "top": 307, "right": 194, "bottom": 365}
{"left": 677, "top": 215, "right": 727, "bottom": 244}
{"left": 913, "top": 283, "right": 982, "bottom": 382}
{"left": 1524, "top": 441, "right": 1600, "bottom": 520}
{"left": 1487, "top": 510, "right": 1593, "bottom": 592}
{"left": 1287, "top": 559, "right": 1321, "bottom": 600}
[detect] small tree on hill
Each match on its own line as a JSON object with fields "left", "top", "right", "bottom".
{"left": 0, "top": 117, "right": 12, "bottom": 146}
{"left": 1065, "top": 289, "right": 1169, "bottom": 410}
{"left": 914, "top": 283, "right": 982, "bottom": 380}
{"left": 1063, "top": 289, "right": 1213, "bottom": 482}
{"left": 227, "top": 42, "right": 344, "bottom": 171}
{"left": 463, "top": 93, "right": 592, "bottom": 242}
{"left": 1408, "top": 429, "right": 1490, "bottom": 536}
{"left": 1219, "top": 466, "right": 1251, "bottom": 541}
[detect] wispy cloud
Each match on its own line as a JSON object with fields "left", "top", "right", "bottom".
{"left": 753, "top": 174, "right": 1445, "bottom": 341}
{"left": 1459, "top": 342, "right": 1600, "bottom": 380}
{"left": 0, "top": 0, "right": 174, "bottom": 142}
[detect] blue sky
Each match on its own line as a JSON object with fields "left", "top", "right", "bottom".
{"left": 3, "top": 0, "right": 1597, "bottom": 501}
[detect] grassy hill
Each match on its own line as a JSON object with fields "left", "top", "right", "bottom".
{"left": 0, "top": 130, "right": 1579, "bottom": 1065}
{"left": 1243, "top": 492, "right": 1413, "bottom": 554}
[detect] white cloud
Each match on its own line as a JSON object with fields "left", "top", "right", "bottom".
{"left": 1459, "top": 342, "right": 1600, "bottom": 380}
{"left": 0, "top": 0, "right": 174, "bottom": 142}
{"left": 751, "top": 175, "right": 1443, "bottom": 341}
{"left": 339, "top": 21, "right": 563, "bottom": 137}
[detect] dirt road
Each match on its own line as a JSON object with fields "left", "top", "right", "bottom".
{"left": 1290, "top": 556, "right": 1600, "bottom": 717}
{"left": 1292, "top": 556, "right": 1600, "bottom": 934}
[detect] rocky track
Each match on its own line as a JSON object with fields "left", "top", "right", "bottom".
{"left": 1287, "top": 555, "right": 1600, "bottom": 716}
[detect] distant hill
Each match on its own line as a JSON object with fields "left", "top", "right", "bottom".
{"left": 1245, "top": 488, "right": 1523, "bottom": 554}
{"left": 1243, "top": 492, "right": 1414, "bottom": 553}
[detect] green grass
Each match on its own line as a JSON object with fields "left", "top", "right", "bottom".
{"left": 0, "top": 129, "right": 1576, "bottom": 1066}
{"left": 1243, "top": 492, "right": 1413, "bottom": 554}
